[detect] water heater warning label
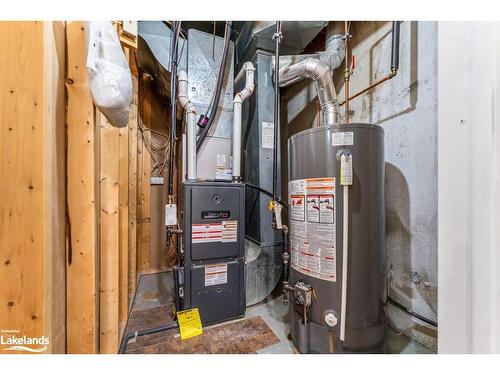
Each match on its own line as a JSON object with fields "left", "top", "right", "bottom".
{"left": 289, "top": 178, "right": 336, "bottom": 282}
{"left": 307, "top": 196, "right": 320, "bottom": 223}
{"left": 291, "top": 195, "right": 305, "bottom": 221}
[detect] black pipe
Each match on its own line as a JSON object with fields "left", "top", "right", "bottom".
{"left": 196, "top": 21, "right": 233, "bottom": 152}
{"left": 387, "top": 296, "right": 437, "bottom": 327}
{"left": 282, "top": 231, "right": 289, "bottom": 280}
{"left": 118, "top": 321, "right": 179, "bottom": 354}
{"left": 168, "top": 22, "right": 181, "bottom": 196}
{"left": 172, "top": 265, "right": 182, "bottom": 312}
{"left": 245, "top": 182, "right": 288, "bottom": 209}
{"left": 391, "top": 21, "right": 400, "bottom": 71}
{"left": 281, "top": 227, "right": 290, "bottom": 304}
{"left": 282, "top": 247, "right": 289, "bottom": 282}
{"left": 272, "top": 21, "right": 282, "bottom": 201}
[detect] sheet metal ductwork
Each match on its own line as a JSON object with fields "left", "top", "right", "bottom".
{"left": 239, "top": 22, "right": 331, "bottom": 306}
{"left": 137, "top": 21, "right": 187, "bottom": 97}
{"left": 236, "top": 21, "right": 328, "bottom": 70}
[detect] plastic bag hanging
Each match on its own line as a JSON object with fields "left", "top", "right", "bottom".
{"left": 86, "top": 21, "right": 132, "bottom": 128}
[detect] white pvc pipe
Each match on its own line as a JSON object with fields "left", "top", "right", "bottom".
{"left": 177, "top": 70, "right": 197, "bottom": 181}
{"left": 232, "top": 62, "right": 255, "bottom": 181}
{"left": 340, "top": 184, "right": 349, "bottom": 341}
{"left": 233, "top": 101, "right": 243, "bottom": 179}
{"left": 181, "top": 132, "right": 186, "bottom": 183}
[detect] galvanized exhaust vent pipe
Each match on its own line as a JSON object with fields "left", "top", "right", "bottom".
{"left": 272, "top": 34, "right": 345, "bottom": 126}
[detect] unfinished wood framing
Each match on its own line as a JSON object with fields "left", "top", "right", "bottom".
{"left": 2, "top": 21, "right": 150, "bottom": 354}
{"left": 118, "top": 110, "right": 130, "bottom": 331}
{"left": 65, "top": 21, "right": 99, "bottom": 354}
{"left": 137, "top": 74, "right": 152, "bottom": 273}
{"left": 98, "top": 110, "right": 120, "bottom": 354}
{"left": 0, "top": 21, "right": 66, "bottom": 354}
{"left": 127, "top": 51, "right": 139, "bottom": 308}
{"left": 118, "top": 48, "right": 136, "bottom": 331}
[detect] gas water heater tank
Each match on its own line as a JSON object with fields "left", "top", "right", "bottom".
{"left": 287, "top": 123, "right": 386, "bottom": 353}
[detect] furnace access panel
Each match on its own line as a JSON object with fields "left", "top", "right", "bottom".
{"left": 181, "top": 181, "right": 246, "bottom": 325}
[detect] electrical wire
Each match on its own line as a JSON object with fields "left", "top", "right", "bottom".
{"left": 245, "top": 182, "right": 288, "bottom": 209}
{"left": 196, "top": 21, "right": 233, "bottom": 151}
{"left": 168, "top": 21, "right": 181, "bottom": 196}
{"left": 204, "top": 22, "right": 229, "bottom": 117}
{"left": 387, "top": 296, "right": 438, "bottom": 327}
{"left": 137, "top": 81, "right": 172, "bottom": 178}
{"left": 138, "top": 116, "right": 170, "bottom": 177}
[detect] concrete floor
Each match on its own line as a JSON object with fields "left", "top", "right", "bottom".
{"left": 248, "top": 290, "right": 434, "bottom": 354}
{"left": 126, "top": 272, "right": 434, "bottom": 354}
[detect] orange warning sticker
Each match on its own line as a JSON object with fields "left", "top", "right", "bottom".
{"left": 289, "top": 178, "right": 337, "bottom": 282}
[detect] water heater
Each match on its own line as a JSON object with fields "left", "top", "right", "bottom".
{"left": 287, "top": 123, "right": 386, "bottom": 353}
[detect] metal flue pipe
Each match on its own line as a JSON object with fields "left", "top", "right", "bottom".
{"left": 275, "top": 33, "right": 344, "bottom": 126}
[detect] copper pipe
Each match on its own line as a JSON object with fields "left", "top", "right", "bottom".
{"left": 343, "top": 21, "right": 350, "bottom": 124}
{"left": 339, "top": 67, "right": 397, "bottom": 106}
{"left": 340, "top": 21, "right": 400, "bottom": 106}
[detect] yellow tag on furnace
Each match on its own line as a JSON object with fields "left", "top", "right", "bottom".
{"left": 176, "top": 308, "right": 203, "bottom": 340}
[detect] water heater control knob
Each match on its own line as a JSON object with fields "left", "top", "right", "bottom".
{"left": 325, "top": 312, "right": 338, "bottom": 327}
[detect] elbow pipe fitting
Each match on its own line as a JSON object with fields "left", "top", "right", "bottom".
{"left": 178, "top": 70, "right": 197, "bottom": 181}
{"left": 177, "top": 70, "right": 196, "bottom": 115}
{"left": 279, "top": 57, "right": 339, "bottom": 126}
{"left": 274, "top": 34, "right": 344, "bottom": 126}
{"left": 234, "top": 62, "right": 256, "bottom": 104}
{"left": 232, "top": 62, "right": 255, "bottom": 182}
